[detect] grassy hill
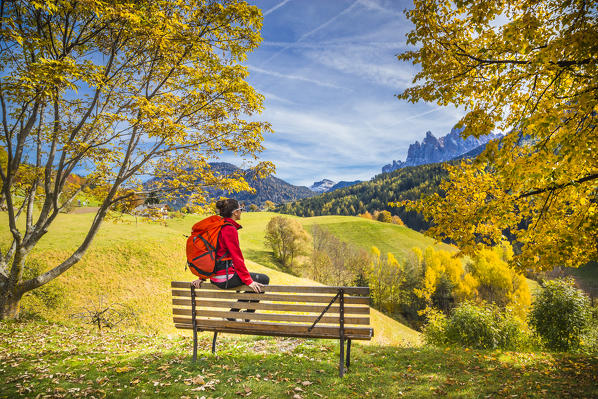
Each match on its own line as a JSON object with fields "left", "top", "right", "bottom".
{"left": 3, "top": 211, "right": 598, "bottom": 398}
{"left": 0, "top": 210, "right": 421, "bottom": 346}
{"left": 2, "top": 320, "right": 597, "bottom": 398}
{"left": 170, "top": 212, "right": 453, "bottom": 272}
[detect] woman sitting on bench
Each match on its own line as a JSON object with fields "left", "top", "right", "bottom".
{"left": 192, "top": 198, "right": 269, "bottom": 320}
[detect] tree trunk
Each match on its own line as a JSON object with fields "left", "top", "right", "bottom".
{"left": 0, "top": 287, "right": 23, "bottom": 320}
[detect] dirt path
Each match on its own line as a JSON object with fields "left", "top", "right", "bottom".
{"left": 70, "top": 206, "right": 100, "bottom": 214}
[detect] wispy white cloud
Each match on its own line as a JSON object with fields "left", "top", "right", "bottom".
{"left": 357, "top": 0, "right": 405, "bottom": 17}
{"left": 390, "top": 106, "right": 443, "bottom": 124}
{"left": 257, "top": 90, "right": 295, "bottom": 105}
{"left": 255, "top": 100, "right": 465, "bottom": 185}
{"left": 261, "top": 1, "right": 361, "bottom": 65}
{"left": 296, "top": 1, "right": 360, "bottom": 42}
{"left": 303, "top": 45, "right": 415, "bottom": 88}
{"left": 248, "top": 64, "right": 346, "bottom": 90}
{"left": 260, "top": 40, "right": 402, "bottom": 50}
{"left": 234, "top": 1, "right": 468, "bottom": 185}
{"left": 263, "top": 0, "right": 293, "bottom": 17}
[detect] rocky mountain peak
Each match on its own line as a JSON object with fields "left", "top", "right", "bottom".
{"left": 310, "top": 179, "right": 336, "bottom": 193}
{"left": 382, "top": 127, "right": 501, "bottom": 173}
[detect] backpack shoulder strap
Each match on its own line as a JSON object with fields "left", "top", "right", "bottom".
{"left": 215, "top": 222, "right": 234, "bottom": 260}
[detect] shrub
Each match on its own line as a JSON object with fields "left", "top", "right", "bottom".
{"left": 359, "top": 211, "right": 373, "bottom": 220}
{"left": 424, "top": 302, "right": 530, "bottom": 350}
{"left": 421, "top": 308, "right": 448, "bottom": 347}
{"left": 377, "top": 210, "right": 393, "bottom": 223}
{"left": 529, "top": 278, "right": 592, "bottom": 351}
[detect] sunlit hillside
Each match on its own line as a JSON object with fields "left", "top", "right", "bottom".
{"left": 0, "top": 210, "right": 421, "bottom": 347}
{"left": 168, "top": 212, "right": 454, "bottom": 272}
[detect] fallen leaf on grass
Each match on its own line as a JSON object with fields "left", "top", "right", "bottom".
{"left": 115, "top": 366, "right": 133, "bottom": 373}
{"left": 192, "top": 376, "right": 206, "bottom": 385}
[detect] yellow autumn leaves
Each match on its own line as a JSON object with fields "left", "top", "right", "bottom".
{"left": 368, "top": 243, "right": 531, "bottom": 318}
{"left": 397, "top": 0, "right": 597, "bottom": 271}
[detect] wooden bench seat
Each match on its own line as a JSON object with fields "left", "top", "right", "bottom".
{"left": 171, "top": 281, "right": 374, "bottom": 376}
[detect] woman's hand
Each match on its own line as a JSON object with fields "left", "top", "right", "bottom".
{"left": 191, "top": 279, "right": 203, "bottom": 288}
{"left": 248, "top": 281, "right": 264, "bottom": 293}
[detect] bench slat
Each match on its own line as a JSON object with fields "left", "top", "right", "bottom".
{"left": 172, "top": 308, "right": 370, "bottom": 325}
{"left": 171, "top": 289, "right": 370, "bottom": 305}
{"left": 171, "top": 281, "right": 369, "bottom": 296}
{"left": 174, "top": 324, "right": 372, "bottom": 340}
{"left": 173, "top": 317, "right": 373, "bottom": 338}
{"left": 172, "top": 298, "right": 370, "bottom": 315}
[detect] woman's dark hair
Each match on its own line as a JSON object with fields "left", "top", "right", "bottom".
{"left": 215, "top": 198, "right": 239, "bottom": 218}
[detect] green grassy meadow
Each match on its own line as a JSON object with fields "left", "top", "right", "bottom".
{"left": 3, "top": 210, "right": 598, "bottom": 398}
{"left": 0, "top": 210, "right": 422, "bottom": 346}
{"left": 1, "top": 320, "right": 597, "bottom": 399}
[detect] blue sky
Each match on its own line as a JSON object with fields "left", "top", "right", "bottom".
{"left": 225, "top": 0, "right": 465, "bottom": 187}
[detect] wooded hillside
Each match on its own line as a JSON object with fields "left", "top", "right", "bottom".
{"left": 277, "top": 163, "right": 449, "bottom": 231}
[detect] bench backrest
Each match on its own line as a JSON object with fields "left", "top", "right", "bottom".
{"left": 171, "top": 281, "right": 373, "bottom": 340}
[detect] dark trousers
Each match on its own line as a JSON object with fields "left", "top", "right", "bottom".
{"left": 213, "top": 272, "right": 270, "bottom": 317}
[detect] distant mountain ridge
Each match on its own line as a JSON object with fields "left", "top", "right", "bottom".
{"left": 145, "top": 162, "right": 315, "bottom": 209}
{"left": 278, "top": 162, "right": 450, "bottom": 231}
{"left": 382, "top": 127, "right": 501, "bottom": 173}
{"left": 310, "top": 179, "right": 336, "bottom": 193}
{"left": 310, "top": 179, "right": 362, "bottom": 193}
{"left": 207, "top": 163, "right": 315, "bottom": 205}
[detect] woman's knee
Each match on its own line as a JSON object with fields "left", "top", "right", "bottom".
{"left": 253, "top": 273, "right": 269, "bottom": 285}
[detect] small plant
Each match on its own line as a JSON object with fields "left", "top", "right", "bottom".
{"left": 71, "top": 296, "right": 137, "bottom": 332}
{"left": 529, "top": 278, "right": 592, "bottom": 351}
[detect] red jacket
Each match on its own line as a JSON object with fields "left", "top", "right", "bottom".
{"left": 210, "top": 218, "right": 253, "bottom": 285}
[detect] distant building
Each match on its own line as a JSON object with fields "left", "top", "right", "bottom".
{"left": 133, "top": 203, "right": 171, "bottom": 219}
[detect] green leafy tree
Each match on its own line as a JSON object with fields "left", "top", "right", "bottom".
{"left": 398, "top": 0, "right": 598, "bottom": 271}
{"left": 264, "top": 216, "right": 310, "bottom": 268}
{"left": 0, "top": 0, "right": 272, "bottom": 319}
{"left": 529, "top": 279, "right": 592, "bottom": 351}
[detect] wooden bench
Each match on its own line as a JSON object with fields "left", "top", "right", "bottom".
{"left": 171, "top": 281, "right": 374, "bottom": 377}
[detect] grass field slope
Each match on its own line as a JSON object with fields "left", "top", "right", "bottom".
{"left": 2, "top": 320, "right": 597, "bottom": 398}
{"left": 0, "top": 210, "right": 423, "bottom": 346}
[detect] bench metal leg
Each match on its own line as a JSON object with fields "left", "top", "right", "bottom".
{"left": 339, "top": 338, "right": 345, "bottom": 377}
{"left": 192, "top": 327, "right": 198, "bottom": 362}
{"left": 339, "top": 289, "right": 345, "bottom": 378}
{"left": 212, "top": 331, "right": 218, "bottom": 354}
{"left": 191, "top": 284, "right": 198, "bottom": 362}
{"left": 346, "top": 339, "right": 351, "bottom": 369}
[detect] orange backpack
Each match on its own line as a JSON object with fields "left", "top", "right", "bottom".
{"left": 186, "top": 215, "right": 232, "bottom": 280}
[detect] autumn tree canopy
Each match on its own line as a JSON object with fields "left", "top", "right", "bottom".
{"left": 0, "top": 0, "right": 272, "bottom": 318}
{"left": 398, "top": 0, "right": 597, "bottom": 271}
